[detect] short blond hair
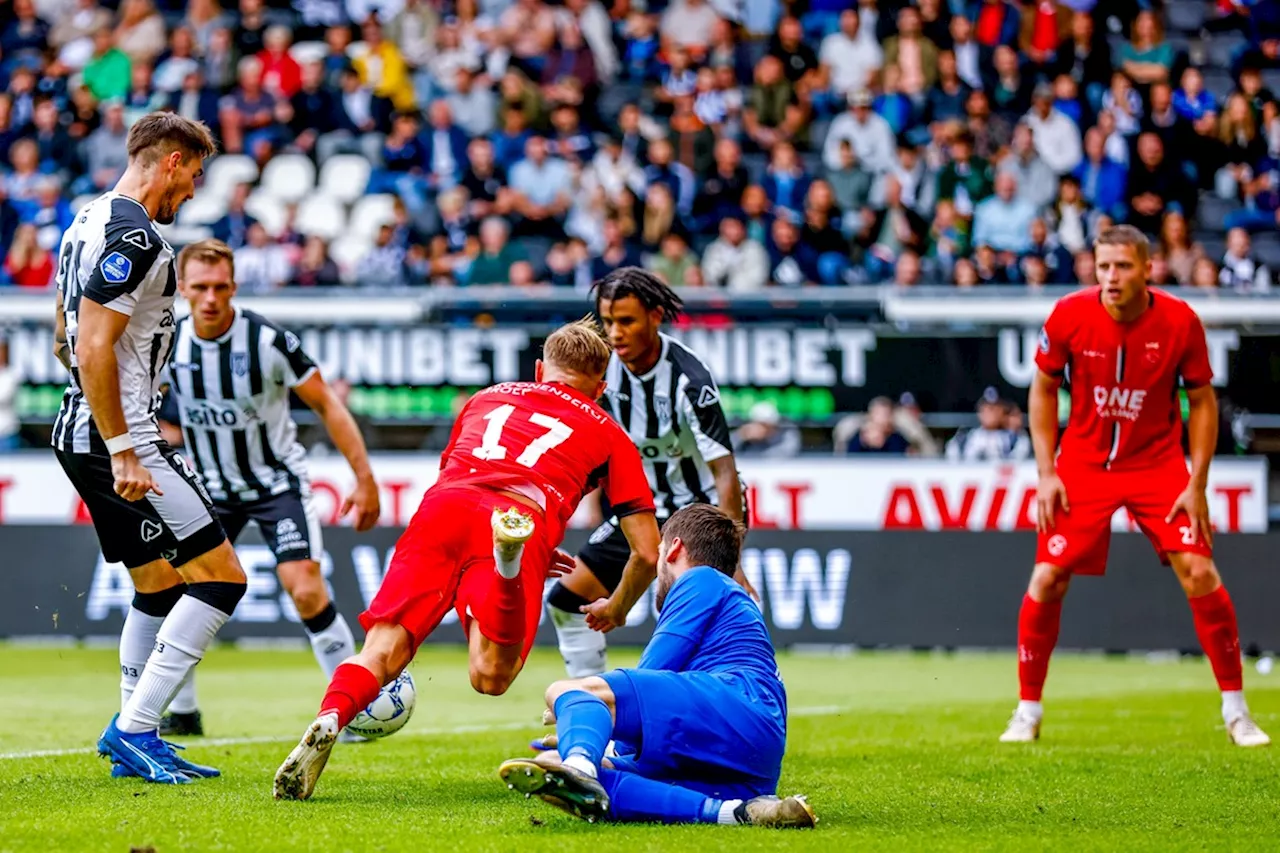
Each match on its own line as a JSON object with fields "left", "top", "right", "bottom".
{"left": 177, "top": 238, "right": 235, "bottom": 281}
{"left": 1094, "top": 224, "right": 1150, "bottom": 261}
{"left": 127, "top": 112, "right": 218, "bottom": 166}
{"left": 543, "top": 317, "right": 611, "bottom": 379}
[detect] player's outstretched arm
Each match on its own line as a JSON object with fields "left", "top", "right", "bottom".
{"left": 1167, "top": 384, "right": 1218, "bottom": 547}
{"left": 294, "top": 372, "right": 381, "bottom": 531}
{"left": 583, "top": 511, "right": 660, "bottom": 633}
{"left": 1029, "top": 369, "right": 1067, "bottom": 532}
{"left": 707, "top": 455, "right": 758, "bottom": 601}
{"left": 53, "top": 286, "right": 71, "bottom": 372}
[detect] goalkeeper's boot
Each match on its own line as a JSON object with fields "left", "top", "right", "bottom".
{"left": 273, "top": 713, "right": 340, "bottom": 800}
{"left": 498, "top": 757, "right": 610, "bottom": 823}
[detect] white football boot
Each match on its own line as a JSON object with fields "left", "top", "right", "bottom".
{"left": 998, "top": 709, "right": 1042, "bottom": 743}
{"left": 492, "top": 507, "right": 535, "bottom": 578}
{"left": 1227, "top": 713, "right": 1271, "bottom": 748}
{"left": 273, "top": 713, "right": 340, "bottom": 800}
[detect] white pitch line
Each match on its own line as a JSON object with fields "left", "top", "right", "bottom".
{"left": 0, "top": 706, "right": 851, "bottom": 762}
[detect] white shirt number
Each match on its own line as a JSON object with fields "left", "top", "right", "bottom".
{"left": 472, "top": 404, "right": 574, "bottom": 467}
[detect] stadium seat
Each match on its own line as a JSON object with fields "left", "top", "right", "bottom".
{"left": 203, "top": 154, "right": 260, "bottom": 197}
{"left": 329, "top": 235, "right": 370, "bottom": 281}
{"left": 1198, "top": 195, "right": 1240, "bottom": 232}
{"left": 289, "top": 41, "right": 328, "bottom": 65}
{"left": 1203, "top": 69, "right": 1236, "bottom": 102}
{"left": 295, "top": 194, "right": 347, "bottom": 241}
{"left": 259, "top": 154, "right": 317, "bottom": 204}
{"left": 177, "top": 192, "right": 228, "bottom": 226}
{"left": 244, "top": 191, "right": 289, "bottom": 237}
{"left": 318, "top": 155, "right": 373, "bottom": 205}
{"left": 1206, "top": 33, "right": 1248, "bottom": 68}
{"left": 1166, "top": 1, "right": 1206, "bottom": 33}
{"left": 349, "top": 194, "right": 398, "bottom": 240}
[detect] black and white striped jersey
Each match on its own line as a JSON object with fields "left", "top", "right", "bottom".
{"left": 599, "top": 333, "right": 734, "bottom": 519}
{"left": 52, "top": 193, "right": 179, "bottom": 454}
{"left": 165, "top": 307, "right": 318, "bottom": 504}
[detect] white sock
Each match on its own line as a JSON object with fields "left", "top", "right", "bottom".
{"left": 307, "top": 612, "right": 355, "bottom": 678}
{"left": 563, "top": 752, "right": 598, "bottom": 779}
{"left": 718, "top": 799, "right": 744, "bottom": 825}
{"left": 494, "top": 543, "right": 524, "bottom": 580}
{"left": 168, "top": 672, "right": 199, "bottom": 715}
{"left": 1222, "top": 690, "right": 1248, "bottom": 724}
{"left": 549, "top": 609, "right": 607, "bottom": 678}
{"left": 118, "top": 596, "right": 230, "bottom": 734}
{"left": 1017, "top": 700, "right": 1044, "bottom": 721}
{"left": 119, "top": 607, "right": 165, "bottom": 711}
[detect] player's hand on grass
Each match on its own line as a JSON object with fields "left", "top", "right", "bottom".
{"left": 1035, "top": 473, "right": 1069, "bottom": 532}
{"left": 1167, "top": 485, "right": 1213, "bottom": 548}
{"left": 548, "top": 549, "right": 575, "bottom": 578}
{"left": 112, "top": 450, "right": 162, "bottom": 502}
{"left": 582, "top": 597, "right": 627, "bottom": 633}
{"left": 341, "top": 475, "right": 381, "bottom": 532}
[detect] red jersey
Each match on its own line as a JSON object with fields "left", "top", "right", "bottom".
{"left": 437, "top": 381, "right": 656, "bottom": 544}
{"left": 1035, "top": 287, "right": 1213, "bottom": 471}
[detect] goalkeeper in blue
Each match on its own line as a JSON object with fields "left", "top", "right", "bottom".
{"left": 497, "top": 503, "right": 815, "bottom": 828}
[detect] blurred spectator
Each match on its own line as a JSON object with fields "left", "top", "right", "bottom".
{"left": 1157, "top": 211, "right": 1205, "bottom": 286}
{"left": 927, "top": 49, "right": 973, "bottom": 125}
{"left": 767, "top": 216, "right": 820, "bottom": 287}
{"left": 422, "top": 100, "right": 470, "bottom": 189}
{"left": 294, "top": 236, "right": 343, "bottom": 287}
{"left": 762, "top": 141, "right": 811, "bottom": 215}
{"left": 468, "top": 216, "right": 528, "bottom": 285}
{"left": 202, "top": 26, "right": 239, "bottom": 92}
{"left": 590, "top": 216, "right": 643, "bottom": 279}
{"left": 1024, "top": 218, "right": 1074, "bottom": 284}
{"left": 185, "top": 0, "right": 228, "bottom": 57}
{"left": 945, "top": 387, "right": 1031, "bottom": 461}
{"left": 74, "top": 102, "right": 129, "bottom": 195}
{"left": 1046, "top": 174, "right": 1091, "bottom": 254}
{"left": 220, "top": 56, "right": 280, "bottom": 160}
{"left": 1073, "top": 125, "right": 1128, "bottom": 221}
{"left": 50, "top": 0, "right": 112, "bottom": 66}
{"left": 661, "top": 0, "right": 721, "bottom": 57}
{"left": 997, "top": 122, "right": 1056, "bottom": 209}
{"left": 972, "top": 172, "right": 1036, "bottom": 254}
{"left": 732, "top": 401, "right": 802, "bottom": 458}
{"left": 769, "top": 16, "right": 821, "bottom": 88}
{"left": 950, "top": 14, "right": 983, "bottom": 90}
{"left": 820, "top": 9, "right": 883, "bottom": 98}
{"left": 234, "top": 223, "right": 293, "bottom": 292}
{"left": 1117, "top": 9, "right": 1174, "bottom": 86}
{"left": 884, "top": 6, "right": 939, "bottom": 102}
{"left": 1024, "top": 82, "right": 1081, "bottom": 175}
{"left": 838, "top": 396, "right": 911, "bottom": 455}
{"left": 743, "top": 54, "right": 807, "bottom": 151}
{"left": 1053, "top": 11, "right": 1110, "bottom": 111}
{"left": 460, "top": 137, "right": 512, "bottom": 221}
{"left": 448, "top": 68, "right": 496, "bottom": 138}
{"left": 645, "top": 232, "right": 700, "bottom": 287}
{"left": 965, "top": 88, "right": 1013, "bottom": 160}
{"left": 927, "top": 198, "right": 970, "bottom": 277}
{"left": 4, "top": 223, "right": 55, "bottom": 287}
{"left": 860, "top": 175, "right": 927, "bottom": 281}
{"left": 508, "top": 135, "right": 573, "bottom": 238}
{"left": 988, "top": 44, "right": 1032, "bottom": 120}
{"left": 691, "top": 137, "right": 746, "bottom": 230}
{"left": 1174, "top": 67, "right": 1216, "bottom": 123}
{"left": 895, "top": 249, "right": 924, "bottom": 285}
{"left": 1218, "top": 227, "right": 1272, "bottom": 292}
{"left": 1190, "top": 256, "right": 1220, "bottom": 289}
{"left": 355, "top": 16, "right": 416, "bottom": 112}
{"left": 30, "top": 99, "right": 78, "bottom": 181}
{"left": 24, "top": 177, "right": 74, "bottom": 251}
{"left": 123, "top": 63, "right": 167, "bottom": 128}
{"left": 154, "top": 27, "right": 202, "bottom": 95}
{"left": 358, "top": 222, "right": 410, "bottom": 287}
{"left": 970, "top": 0, "right": 1020, "bottom": 51}
{"left": 639, "top": 183, "right": 687, "bottom": 255}
{"left": 212, "top": 183, "right": 258, "bottom": 250}
{"left": 702, "top": 215, "right": 769, "bottom": 291}
{"left": 258, "top": 25, "right": 302, "bottom": 100}
{"left": 935, "top": 129, "right": 992, "bottom": 218}
{"left": 1217, "top": 92, "right": 1267, "bottom": 198}
{"left": 1126, "top": 132, "right": 1189, "bottom": 236}
{"left": 85, "top": 27, "right": 133, "bottom": 102}
{"left": 1073, "top": 248, "right": 1097, "bottom": 286}
{"left": 115, "top": 0, "right": 166, "bottom": 64}
{"left": 1019, "top": 1, "right": 1073, "bottom": 71}
{"left": 895, "top": 391, "right": 941, "bottom": 455}
{"left": 823, "top": 89, "right": 896, "bottom": 175}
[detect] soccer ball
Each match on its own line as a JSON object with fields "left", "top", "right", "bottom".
{"left": 347, "top": 672, "right": 416, "bottom": 739}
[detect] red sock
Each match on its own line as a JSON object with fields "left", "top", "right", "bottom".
{"left": 319, "top": 663, "right": 383, "bottom": 729}
{"left": 1188, "top": 585, "right": 1243, "bottom": 692}
{"left": 477, "top": 574, "right": 526, "bottom": 648}
{"left": 1017, "top": 594, "right": 1062, "bottom": 702}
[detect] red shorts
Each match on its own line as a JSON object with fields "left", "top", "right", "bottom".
{"left": 360, "top": 484, "right": 552, "bottom": 661}
{"left": 1035, "top": 458, "right": 1212, "bottom": 575}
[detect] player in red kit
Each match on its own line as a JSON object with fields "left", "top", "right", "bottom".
{"left": 273, "top": 320, "right": 661, "bottom": 800}
{"left": 1000, "top": 226, "right": 1269, "bottom": 747}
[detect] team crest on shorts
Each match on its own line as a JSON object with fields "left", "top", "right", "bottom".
{"left": 1047, "top": 534, "right": 1068, "bottom": 557}
{"left": 140, "top": 520, "right": 163, "bottom": 542}
{"left": 231, "top": 352, "right": 248, "bottom": 376}
{"left": 588, "top": 522, "right": 616, "bottom": 545}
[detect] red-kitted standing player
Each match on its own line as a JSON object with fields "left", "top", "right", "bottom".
{"left": 1001, "top": 225, "right": 1269, "bottom": 747}
{"left": 274, "top": 319, "right": 661, "bottom": 800}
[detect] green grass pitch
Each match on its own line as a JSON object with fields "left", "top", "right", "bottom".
{"left": 1, "top": 644, "right": 1278, "bottom": 852}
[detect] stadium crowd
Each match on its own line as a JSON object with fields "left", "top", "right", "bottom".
{"left": 1, "top": 0, "right": 1280, "bottom": 289}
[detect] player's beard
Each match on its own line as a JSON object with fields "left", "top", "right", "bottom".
{"left": 155, "top": 197, "right": 178, "bottom": 225}
{"left": 654, "top": 576, "right": 672, "bottom": 613}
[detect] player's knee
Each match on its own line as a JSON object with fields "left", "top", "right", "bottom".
{"left": 1029, "top": 562, "right": 1071, "bottom": 602}
{"left": 1176, "top": 556, "right": 1221, "bottom": 597}
{"left": 544, "top": 678, "right": 578, "bottom": 708}
{"left": 279, "top": 561, "right": 328, "bottom": 619}
{"left": 470, "top": 659, "right": 516, "bottom": 696}
{"left": 546, "top": 582, "right": 590, "bottom": 617}
{"left": 185, "top": 580, "right": 247, "bottom": 617}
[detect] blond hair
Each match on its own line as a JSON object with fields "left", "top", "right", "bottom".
{"left": 127, "top": 112, "right": 218, "bottom": 166}
{"left": 542, "top": 317, "right": 611, "bottom": 379}
{"left": 1094, "top": 224, "right": 1150, "bottom": 261}
{"left": 177, "top": 238, "right": 236, "bottom": 281}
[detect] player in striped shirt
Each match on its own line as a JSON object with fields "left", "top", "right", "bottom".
{"left": 545, "top": 268, "right": 755, "bottom": 680}
{"left": 158, "top": 239, "right": 381, "bottom": 739}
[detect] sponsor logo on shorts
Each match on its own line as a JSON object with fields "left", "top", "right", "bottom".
{"left": 161, "top": 549, "right": 178, "bottom": 563}
{"left": 100, "top": 252, "right": 132, "bottom": 284}
{"left": 140, "top": 520, "right": 163, "bottom": 542}
{"left": 1093, "top": 386, "right": 1147, "bottom": 422}
{"left": 1047, "top": 534, "right": 1068, "bottom": 557}
{"left": 276, "top": 516, "right": 306, "bottom": 551}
